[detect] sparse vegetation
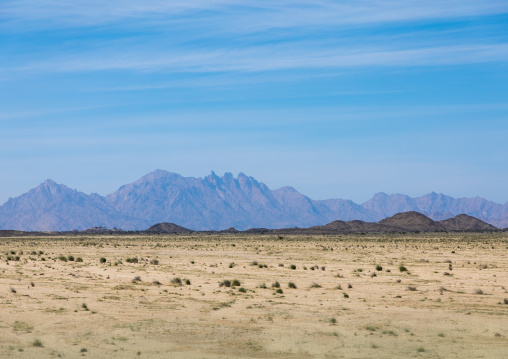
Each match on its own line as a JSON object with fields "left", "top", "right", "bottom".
{"left": 171, "top": 277, "right": 182, "bottom": 285}
{"left": 32, "top": 339, "right": 43, "bottom": 347}
{"left": 0, "top": 233, "right": 506, "bottom": 357}
{"left": 219, "top": 280, "right": 231, "bottom": 288}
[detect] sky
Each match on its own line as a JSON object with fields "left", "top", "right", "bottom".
{"left": 1, "top": 0, "right": 508, "bottom": 205}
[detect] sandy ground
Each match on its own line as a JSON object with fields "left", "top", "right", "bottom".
{"left": 0, "top": 233, "right": 507, "bottom": 358}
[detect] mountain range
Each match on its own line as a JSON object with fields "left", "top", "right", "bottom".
{"left": 0, "top": 170, "right": 507, "bottom": 231}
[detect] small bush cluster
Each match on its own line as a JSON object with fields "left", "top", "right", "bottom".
{"left": 126, "top": 258, "right": 138, "bottom": 263}
{"left": 219, "top": 279, "right": 240, "bottom": 288}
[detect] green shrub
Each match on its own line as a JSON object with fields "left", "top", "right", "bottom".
{"left": 32, "top": 339, "right": 43, "bottom": 347}
{"left": 100, "top": 257, "right": 106, "bottom": 263}
{"left": 219, "top": 280, "right": 231, "bottom": 288}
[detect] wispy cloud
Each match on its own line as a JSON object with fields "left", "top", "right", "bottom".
{"left": 8, "top": 42, "right": 508, "bottom": 75}
{"left": 2, "top": 0, "right": 508, "bottom": 31}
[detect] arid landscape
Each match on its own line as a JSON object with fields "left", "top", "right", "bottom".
{"left": 1, "top": 233, "right": 507, "bottom": 358}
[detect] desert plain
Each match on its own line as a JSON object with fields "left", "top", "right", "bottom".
{"left": 0, "top": 233, "right": 507, "bottom": 358}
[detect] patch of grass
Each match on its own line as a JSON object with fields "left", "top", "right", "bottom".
{"left": 382, "top": 330, "right": 397, "bottom": 336}
{"left": 288, "top": 282, "right": 297, "bottom": 289}
{"left": 12, "top": 321, "right": 33, "bottom": 333}
{"left": 76, "top": 257, "right": 83, "bottom": 262}
{"left": 231, "top": 279, "right": 241, "bottom": 287}
{"left": 475, "top": 289, "right": 484, "bottom": 295}
{"left": 272, "top": 281, "right": 280, "bottom": 288}
{"left": 375, "top": 265, "right": 383, "bottom": 271}
{"left": 417, "top": 347, "right": 425, "bottom": 353}
{"left": 275, "top": 288, "right": 283, "bottom": 294}
{"left": 58, "top": 255, "right": 68, "bottom": 262}
{"left": 82, "top": 303, "right": 89, "bottom": 311}
{"left": 80, "top": 348, "right": 88, "bottom": 353}
{"left": 68, "top": 255, "right": 75, "bottom": 261}
{"left": 399, "top": 265, "right": 408, "bottom": 272}
{"left": 32, "top": 339, "right": 43, "bottom": 347}
{"left": 343, "top": 293, "right": 349, "bottom": 298}
{"left": 126, "top": 257, "right": 138, "bottom": 263}
{"left": 329, "top": 318, "right": 337, "bottom": 325}
{"left": 238, "top": 287, "right": 246, "bottom": 293}
{"left": 290, "top": 264, "right": 296, "bottom": 270}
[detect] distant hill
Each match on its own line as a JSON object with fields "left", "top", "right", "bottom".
{"left": 438, "top": 214, "right": 498, "bottom": 232}
{"left": 0, "top": 170, "right": 507, "bottom": 231}
{"left": 271, "top": 212, "right": 499, "bottom": 234}
{"left": 379, "top": 211, "right": 447, "bottom": 232}
{"left": 146, "top": 222, "right": 193, "bottom": 233}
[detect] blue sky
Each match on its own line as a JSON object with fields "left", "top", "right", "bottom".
{"left": 1, "top": 0, "right": 508, "bottom": 204}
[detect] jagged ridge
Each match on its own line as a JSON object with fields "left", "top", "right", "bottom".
{"left": 0, "top": 170, "right": 507, "bottom": 231}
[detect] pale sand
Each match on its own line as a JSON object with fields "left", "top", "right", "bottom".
{"left": 0, "top": 233, "right": 507, "bottom": 358}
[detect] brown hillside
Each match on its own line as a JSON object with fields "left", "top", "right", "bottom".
{"left": 439, "top": 214, "right": 499, "bottom": 232}
{"left": 379, "top": 211, "right": 447, "bottom": 232}
{"left": 146, "top": 222, "right": 193, "bottom": 233}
